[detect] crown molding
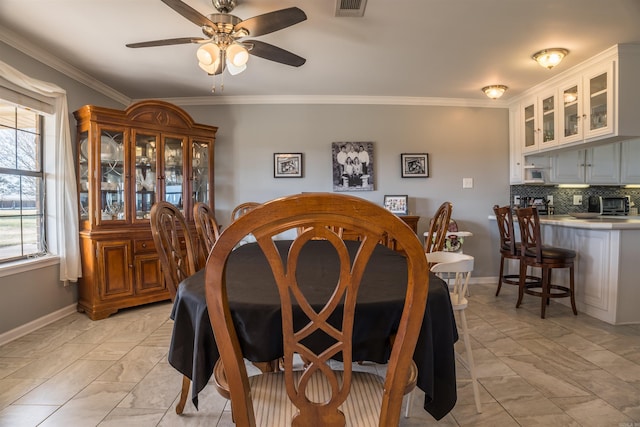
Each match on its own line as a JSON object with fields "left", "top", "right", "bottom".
{"left": 0, "top": 26, "right": 131, "bottom": 106}
{"left": 147, "top": 95, "right": 509, "bottom": 108}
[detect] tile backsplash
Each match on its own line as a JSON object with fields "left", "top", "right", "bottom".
{"left": 510, "top": 185, "right": 640, "bottom": 215}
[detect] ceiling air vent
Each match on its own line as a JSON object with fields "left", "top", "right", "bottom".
{"left": 335, "top": 0, "right": 367, "bottom": 17}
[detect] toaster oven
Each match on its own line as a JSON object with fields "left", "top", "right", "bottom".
{"left": 587, "top": 196, "right": 630, "bottom": 216}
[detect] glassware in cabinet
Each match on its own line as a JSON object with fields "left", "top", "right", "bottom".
{"left": 134, "top": 132, "right": 158, "bottom": 220}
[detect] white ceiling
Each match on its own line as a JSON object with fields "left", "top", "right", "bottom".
{"left": 1, "top": 0, "right": 640, "bottom": 104}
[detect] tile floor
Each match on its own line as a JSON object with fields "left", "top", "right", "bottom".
{"left": 1, "top": 282, "right": 640, "bottom": 426}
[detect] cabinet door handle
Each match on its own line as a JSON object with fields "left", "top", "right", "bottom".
{"left": 129, "top": 264, "right": 134, "bottom": 268}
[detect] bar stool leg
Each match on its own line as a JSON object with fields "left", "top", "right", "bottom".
{"left": 496, "top": 256, "right": 505, "bottom": 296}
{"left": 516, "top": 262, "right": 527, "bottom": 308}
{"left": 541, "top": 267, "right": 550, "bottom": 319}
{"left": 570, "top": 265, "right": 577, "bottom": 315}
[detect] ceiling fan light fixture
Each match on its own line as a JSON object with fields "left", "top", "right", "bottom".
{"left": 532, "top": 48, "right": 569, "bottom": 69}
{"left": 197, "top": 43, "right": 221, "bottom": 66}
{"left": 198, "top": 58, "right": 220, "bottom": 75}
{"left": 482, "top": 85, "right": 508, "bottom": 99}
{"left": 227, "top": 43, "right": 249, "bottom": 67}
{"left": 227, "top": 62, "right": 247, "bottom": 75}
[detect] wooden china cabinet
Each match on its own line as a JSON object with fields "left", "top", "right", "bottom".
{"left": 74, "top": 100, "right": 217, "bottom": 320}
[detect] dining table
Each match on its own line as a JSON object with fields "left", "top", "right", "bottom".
{"left": 168, "top": 239, "right": 459, "bottom": 420}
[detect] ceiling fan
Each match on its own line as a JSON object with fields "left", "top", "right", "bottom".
{"left": 126, "top": 0, "right": 307, "bottom": 76}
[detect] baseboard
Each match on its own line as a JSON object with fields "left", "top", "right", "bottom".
{"left": 0, "top": 304, "right": 77, "bottom": 347}
{"left": 470, "top": 276, "right": 498, "bottom": 284}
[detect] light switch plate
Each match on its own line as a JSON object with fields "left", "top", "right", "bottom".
{"left": 573, "top": 195, "right": 583, "bottom": 205}
{"left": 463, "top": 178, "right": 473, "bottom": 189}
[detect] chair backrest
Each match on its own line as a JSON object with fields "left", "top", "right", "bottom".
{"left": 425, "top": 201, "right": 453, "bottom": 253}
{"left": 150, "top": 201, "right": 198, "bottom": 301}
{"left": 493, "top": 204, "right": 517, "bottom": 256}
{"left": 427, "top": 251, "right": 474, "bottom": 306}
{"left": 230, "top": 202, "right": 260, "bottom": 223}
{"left": 205, "top": 193, "right": 429, "bottom": 426}
{"left": 193, "top": 202, "right": 220, "bottom": 266}
{"left": 515, "top": 207, "right": 543, "bottom": 263}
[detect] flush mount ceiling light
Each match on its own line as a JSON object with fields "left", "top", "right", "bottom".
{"left": 482, "top": 85, "right": 508, "bottom": 99}
{"left": 532, "top": 48, "right": 569, "bottom": 69}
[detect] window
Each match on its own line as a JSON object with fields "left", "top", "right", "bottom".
{"left": 0, "top": 100, "right": 46, "bottom": 262}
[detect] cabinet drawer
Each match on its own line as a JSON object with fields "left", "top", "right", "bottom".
{"left": 134, "top": 239, "right": 156, "bottom": 254}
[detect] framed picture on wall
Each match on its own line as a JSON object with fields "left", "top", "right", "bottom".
{"left": 274, "top": 153, "right": 303, "bottom": 178}
{"left": 401, "top": 153, "right": 429, "bottom": 178}
{"left": 332, "top": 142, "right": 374, "bottom": 192}
{"left": 383, "top": 195, "right": 408, "bottom": 215}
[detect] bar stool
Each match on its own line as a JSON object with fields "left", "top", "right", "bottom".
{"left": 515, "top": 207, "right": 577, "bottom": 319}
{"left": 492, "top": 205, "right": 540, "bottom": 296}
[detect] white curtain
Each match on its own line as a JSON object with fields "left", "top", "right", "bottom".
{"left": 0, "top": 60, "right": 81, "bottom": 283}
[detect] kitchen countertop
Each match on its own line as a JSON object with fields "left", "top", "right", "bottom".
{"left": 489, "top": 214, "right": 640, "bottom": 230}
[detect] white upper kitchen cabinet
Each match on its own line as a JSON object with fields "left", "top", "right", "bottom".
{"left": 511, "top": 44, "right": 640, "bottom": 156}
{"left": 620, "top": 138, "right": 640, "bottom": 184}
{"left": 521, "top": 90, "right": 559, "bottom": 154}
{"left": 549, "top": 143, "right": 620, "bottom": 184}
{"left": 558, "top": 61, "right": 614, "bottom": 146}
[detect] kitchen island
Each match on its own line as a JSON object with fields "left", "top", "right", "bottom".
{"left": 492, "top": 214, "right": 640, "bottom": 325}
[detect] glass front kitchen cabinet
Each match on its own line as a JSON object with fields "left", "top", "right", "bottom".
{"left": 521, "top": 90, "right": 557, "bottom": 154}
{"left": 73, "top": 100, "right": 217, "bottom": 320}
{"left": 559, "top": 60, "right": 613, "bottom": 145}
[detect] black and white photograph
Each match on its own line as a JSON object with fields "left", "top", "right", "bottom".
{"left": 274, "top": 153, "right": 303, "bottom": 178}
{"left": 383, "top": 195, "right": 409, "bottom": 215}
{"left": 401, "top": 153, "right": 429, "bottom": 178}
{"left": 332, "top": 142, "right": 374, "bottom": 191}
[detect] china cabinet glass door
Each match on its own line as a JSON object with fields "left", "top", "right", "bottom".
{"left": 134, "top": 131, "right": 158, "bottom": 220}
{"left": 98, "top": 128, "right": 125, "bottom": 223}
{"left": 78, "top": 131, "right": 89, "bottom": 221}
{"left": 162, "top": 136, "right": 185, "bottom": 211}
{"left": 191, "top": 139, "right": 211, "bottom": 207}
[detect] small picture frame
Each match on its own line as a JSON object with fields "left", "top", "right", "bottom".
{"left": 274, "top": 153, "right": 303, "bottom": 178}
{"left": 401, "top": 153, "right": 429, "bottom": 178}
{"left": 383, "top": 195, "right": 408, "bottom": 215}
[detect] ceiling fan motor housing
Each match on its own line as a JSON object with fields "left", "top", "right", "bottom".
{"left": 212, "top": 0, "right": 236, "bottom": 14}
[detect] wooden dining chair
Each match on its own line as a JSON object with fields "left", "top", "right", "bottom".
{"left": 230, "top": 201, "right": 260, "bottom": 223}
{"left": 424, "top": 201, "right": 453, "bottom": 254}
{"left": 193, "top": 202, "right": 220, "bottom": 268}
{"left": 150, "top": 201, "right": 228, "bottom": 414}
{"left": 515, "top": 207, "right": 577, "bottom": 319}
{"left": 205, "top": 193, "right": 429, "bottom": 426}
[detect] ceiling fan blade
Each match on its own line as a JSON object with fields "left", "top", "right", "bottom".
{"left": 245, "top": 40, "right": 306, "bottom": 67}
{"left": 161, "top": 0, "right": 217, "bottom": 28}
{"left": 236, "top": 7, "right": 307, "bottom": 37}
{"left": 126, "top": 37, "right": 205, "bottom": 48}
